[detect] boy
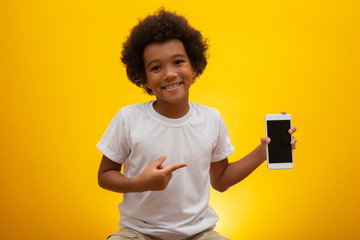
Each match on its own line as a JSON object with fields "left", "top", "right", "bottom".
{"left": 97, "top": 9, "right": 297, "bottom": 240}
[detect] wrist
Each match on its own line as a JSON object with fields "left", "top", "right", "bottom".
{"left": 131, "top": 176, "right": 144, "bottom": 192}
{"left": 257, "top": 143, "right": 267, "bottom": 162}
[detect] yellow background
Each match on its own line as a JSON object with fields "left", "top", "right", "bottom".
{"left": 1, "top": 0, "right": 359, "bottom": 239}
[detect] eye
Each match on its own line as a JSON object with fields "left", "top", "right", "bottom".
{"left": 150, "top": 66, "right": 161, "bottom": 71}
{"left": 174, "top": 59, "right": 185, "bottom": 65}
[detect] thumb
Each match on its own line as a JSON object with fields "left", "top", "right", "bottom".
{"left": 153, "top": 155, "right": 167, "bottom": 168}
{"left": 261, "top": 137, "right": 271, "bottom": 145}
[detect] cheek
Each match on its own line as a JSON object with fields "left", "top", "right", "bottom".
{"left": 144, "top": 74, "right": 159, "bottom": 89}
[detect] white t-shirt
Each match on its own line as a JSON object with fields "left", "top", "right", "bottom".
{"left": 97, "top": 101, "right": 235, "bottom": 240}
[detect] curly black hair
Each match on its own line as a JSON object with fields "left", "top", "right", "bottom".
{"left": 121, "top": 8, "right": 209, "bottom": 95}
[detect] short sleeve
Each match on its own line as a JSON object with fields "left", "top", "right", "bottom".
{"left": 96, "top": 109, "right": 130, "bottom": 163}
{"left": 211, "top": 111, "right": 235, "bottom": 162}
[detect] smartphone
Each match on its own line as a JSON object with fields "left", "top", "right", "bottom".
{"left": 265, "top": 114, "right": 293, "bottom": 169}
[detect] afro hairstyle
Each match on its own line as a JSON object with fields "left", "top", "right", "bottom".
{"left": 121, "top": 8, "right": 209, "bottom": 95}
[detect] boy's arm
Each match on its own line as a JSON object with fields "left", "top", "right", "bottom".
{"left": 210, "top": 139, "right": 268, "bottom": 192}
{"left": 98, "top": 155, "right": 187, "bottom": 193}
{"left": 210, "top": 123, "right": 297, "bottom": 192}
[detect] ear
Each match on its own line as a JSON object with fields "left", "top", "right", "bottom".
{"left": 144, "top": 80, "right": 154, "bottom": 94}
{"left": 192, "top": 68, "right": 197, "bottom": 80}
{"left": 143, "top": 77, "right": 150, "bottom": 88}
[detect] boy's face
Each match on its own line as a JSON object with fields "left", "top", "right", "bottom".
{"left": 143, "top": 39, "right": 196, "bottom": 105}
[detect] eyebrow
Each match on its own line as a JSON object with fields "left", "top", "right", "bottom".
{"left": 146, "top": 54, "right": 187, "bottom": 68}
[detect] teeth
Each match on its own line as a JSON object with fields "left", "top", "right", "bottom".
{"left": 163, "top": 82, "right": 181, "bottom": 89}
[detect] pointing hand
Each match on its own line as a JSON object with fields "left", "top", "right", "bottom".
{"left": 135, "top": 155, "right": 188, "bottom": 191}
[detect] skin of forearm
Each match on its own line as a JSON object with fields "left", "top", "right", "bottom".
{"left": 217, "top": 143, "right": 267, "bottom": 192}
{"left": 98, "top": 168, "right": 175, "bottom": 193}
{"left": 98, "top": 170, "right": 142, "bottom": 193}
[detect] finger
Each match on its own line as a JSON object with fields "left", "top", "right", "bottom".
{"left": 290, "top": 136, "right": 297, "bottom": 149}
{"left": 288, "top": 126, "right": 297, "bottom": 134}
{"left": 260, "top": 137, "right": 271, "bottom": 145}
{"left": 153, "top": 155, "right": 167, "bottom": 168}
{"left": 281, "top": 111, "right": 287, "bottom": 114}
{"left": 162, "top": 162, "right": 188, "bottom": 175}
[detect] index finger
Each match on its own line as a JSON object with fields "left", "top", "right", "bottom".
{"left": 162, "top": 163, "right": 188, "bottom": 175}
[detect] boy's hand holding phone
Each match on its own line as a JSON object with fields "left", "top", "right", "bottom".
{"left": 263, "top": 111, "right": 297, "bottom": 170}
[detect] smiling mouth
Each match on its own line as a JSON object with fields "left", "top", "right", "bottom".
{"left": 161, "top": 82, "right": 183, "bottom": 90}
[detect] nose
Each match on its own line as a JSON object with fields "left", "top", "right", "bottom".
{"left": 163, "top": 66, "right": 177, "bottom": 81}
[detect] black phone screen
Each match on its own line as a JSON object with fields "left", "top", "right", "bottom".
{"left": 267, "top": 120, "right": 292, "bottom": 163}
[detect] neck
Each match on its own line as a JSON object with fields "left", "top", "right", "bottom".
{"left": 153, "top": 97, "right": 190, "bottom": 119}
